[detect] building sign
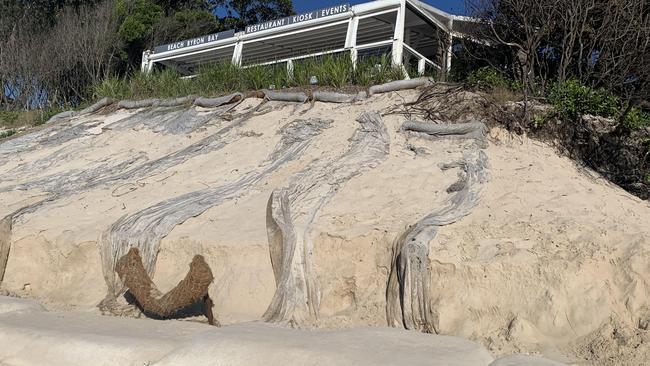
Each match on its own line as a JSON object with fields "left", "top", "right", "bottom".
{"left": 154, "top": 29, "right": 236, "bottom": 53}
{"left": 245, "top": 4, "right": 351, "bottom": 34}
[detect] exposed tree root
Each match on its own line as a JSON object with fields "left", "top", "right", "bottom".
{"left": 387, "top": 122, "right": 489, "bottom": 333}
{"left": 263, "top": 111, "right": 390, "bottom": 326}
{"left": 116, "top": 248, "right": 218, "bottom": 325}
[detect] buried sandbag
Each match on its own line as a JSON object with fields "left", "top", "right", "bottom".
{"left": 116, "top": 248, "right": 218, "bottom": 326}
{"left": 387, "top": 148, "right": 489, "bottom": 332}
{"left": 369, "top": 78, "right": 434, "bottom": 96}
{"left": 77, "top": 97, "right": 116, "bottom": 115}
{"left": 0, "top": 215, "right": 11, "bottom": 284}
{"left": 99, "top": 117, "right": 331, "bottom": 315}
{"left": 261, "top": 90, "right": 309, "bottom": 103}
{"left": 387, "top": 122, "right": 489, "bottom": 333}
{"left": 0, "top": 295, "right": 46, "bottom": 314}
{"left": 489, "top": 355, "right": 568, "bottom": 366}
{"left": 46, "top": 110, "right": 76, "bottom": 123}
{"left": 117, "top": 99, "right": 160, "bottom": 109}
{"left": 263, "top": 111, "right": 389, "bottom": 325}
{"left": 157, "top": 96, "right": 198, "bottom": 107}
{"left": 403, "top": 121, "right": 488, "bottom": 142}
{"left": 193, "top": 93, "right": 243, "bottom": 108}
{"left": 312, "top": 91, "right": 367, "bottom": 103}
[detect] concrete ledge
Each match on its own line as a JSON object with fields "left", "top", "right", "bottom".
{"left": 490, "top": 355, "right": 568, "bottom": 366}
{"left": 0, "top": 295, "right": 45, "bottom": 314}
{"left": 0, "top": 301, "right": 494, "bottom": 366}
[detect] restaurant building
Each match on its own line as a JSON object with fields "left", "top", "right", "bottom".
{"left": 141, "top": 0, "right": 479, "bottom": 78}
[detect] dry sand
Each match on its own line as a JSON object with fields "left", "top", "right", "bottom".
{"left": 0, "top": 90, "right": 648, "bottom": 365}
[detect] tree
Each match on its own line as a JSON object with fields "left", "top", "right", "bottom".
{"left": 153, "top": 9, "right": 221, "bottom": 45}
{"left": 0, "top": 0, "right": 119, "bottom": 109}
{"left": 466, "top": 0, "right": 650, "bottom": 114}
{"left": 210, "top": 0, "right": 294, "bottom": 31}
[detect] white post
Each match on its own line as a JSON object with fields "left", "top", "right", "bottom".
{"left": 345, "top": 16, "right": 359, "bottom": 69}
{"left": 392, "top": 0, "right": 406, "bottom": 68}
{"left": 141, "top": 50, "right": 153, "bottom": 74}
{"left": 232, "top": 41, "right": 243, "bottom": 67}
{"left": 418, "top": 58, "right": 426, "bottom": 75}
{"left": 287, "top": 59, "right": 294, "bottom": 79}
{"left": 445, "top": 19, "right": 454, "bottom": 75}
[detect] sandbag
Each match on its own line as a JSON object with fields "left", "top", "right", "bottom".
{"left": 403, "top": 121, "right": 487, "bottom": 141}
{"left": 116, "top": 248, "right": 217, "bottom": 325}
{"left": 47, "top": 110, "right": 76, "bottom": 122}
{"left": 117, "top": 99, "right": 160, "bottom": 109}
{"left": 369, "top": 78, "right": 433, "bottom": 96}
{"left": 193, "top": 93, "right": 243, "bottom": 108}
{"left": 78, "top": 97, "right": 116, "bottom": 115}
{"left": 261, "top": 90, "right": 309, "bottom": 103}
{"left": 312, "top": 91, "right": 367, "bottom": 103}
{"left": 157, "top": 96, "right": 198, "bottom": 107}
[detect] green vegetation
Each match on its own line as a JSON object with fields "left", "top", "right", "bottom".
{"left": 467, "top": 66, "right": 520, "bottom": 91}
{"left": 1, "top": 0, "right": 296, "bottom": 112}
{"left": 547, "top": 80, "right": 650, "bottom": 129}
{"left": 0, "top": 108, "right": 62, "bottom": 129}
{"left": 94, "top": 54, "right": 406, "bottom": 100}
{"left": 33, "top": 108, "right": 68, "bottom": 126}
{"left": 0, "top": 111, "right": 20, "bottom": 127}
{"left": 547, "top": 80, "right": 619, "bottom": 121}
{"left": 464, "top": 67, "right": 650, "bottom": 130}
{"left": 624, "top": 108, "right": 650, "bottom": 130}
{"left": 0, "top": 129, "right": 16, "bottom": 139}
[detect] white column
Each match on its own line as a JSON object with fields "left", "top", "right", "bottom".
{"left": 287, "top": 59, "right": 294, "bottom": 79}
{"left": 446, "top": 33, "right": 453, "bottom": 74}
{"left": 445, "top": 19, "right": 454, "bottom": 74}
{"left": 232, "top": 41, "right": 244, "bottom": 67}
{"left": 392, "top": 0, "right": 406, "bottom": 67}
{"left": 345, "top": 16, "right": 359, "bottom": 69}
{"left": 141, "top": 51, "right": 152, "bottom": 74}
{"left": 418, "top": 58, "right": 426, "bottom": 75}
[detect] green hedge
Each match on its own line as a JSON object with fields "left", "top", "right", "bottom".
{"left": 94, "top": 54, "right": 405, "bottom": 101}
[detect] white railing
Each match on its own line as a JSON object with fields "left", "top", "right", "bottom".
{"left": 403, "top": 43, "right": 440, "bottom": 75}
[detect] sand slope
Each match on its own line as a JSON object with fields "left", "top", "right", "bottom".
{"left": 0, "top": 90, "right": 648, "bottom": 364}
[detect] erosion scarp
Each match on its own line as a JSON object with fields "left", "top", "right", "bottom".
{"left": 0, "top": 86, "right": 648, "bottom": 365}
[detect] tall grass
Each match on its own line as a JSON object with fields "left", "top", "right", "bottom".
{"left": 94, "top": 52, "right": 413, "bottom": 100}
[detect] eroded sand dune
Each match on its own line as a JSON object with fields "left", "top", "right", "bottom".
{"left": 0, "top": 88, "right": 648, "bottom": 365}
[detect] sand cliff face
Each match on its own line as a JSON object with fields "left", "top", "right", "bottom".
{"left": 0, "top": 90, "right": 649, "bottom": 364}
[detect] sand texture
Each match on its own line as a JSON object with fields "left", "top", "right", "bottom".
{"left": 0, "top": 90, "right": 648, "bottom": 365}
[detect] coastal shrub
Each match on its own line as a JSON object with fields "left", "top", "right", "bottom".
{"left": 353, "top": 54, "right": 402, "bottom": 86}
{"left": 0, "top": 111, "right": 20, "bottom": 127}
{"left": 0, "top": 129, "right": 16, "bottom": 139}
{"left": 94, "top": 77, "right": 133, "bottom": 100}
{"left": 292, "top": 53, "right": 353, "bottom": 87}
{"left": 243, "top": 64, "right": 291, "bottom": 90}
{"left": 547, "top": 80, "right": 619, "bottom": 121}
{"left": 467, "top": 66, "right": 515, "bottom": 90}
{"left": 195, "top": 62, "right": 242, "bottom": 93}
{"left": 546, "top": 80, "right": 649, "bottom": 129}
{"left": 318, "top": 54, "right": 353, "bottom": 88}
{"left": 33, "top": 107, "right": 69, "bottom": 126}
{"left": 624, "top": 107, "right": 650, "bottom": 129}
{"left": 92, "top": 52, "right": 411, "bottom": 100}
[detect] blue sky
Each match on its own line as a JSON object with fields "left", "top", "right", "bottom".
{"left": 293, "top": 0, "right": 467, "bottom": 15}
